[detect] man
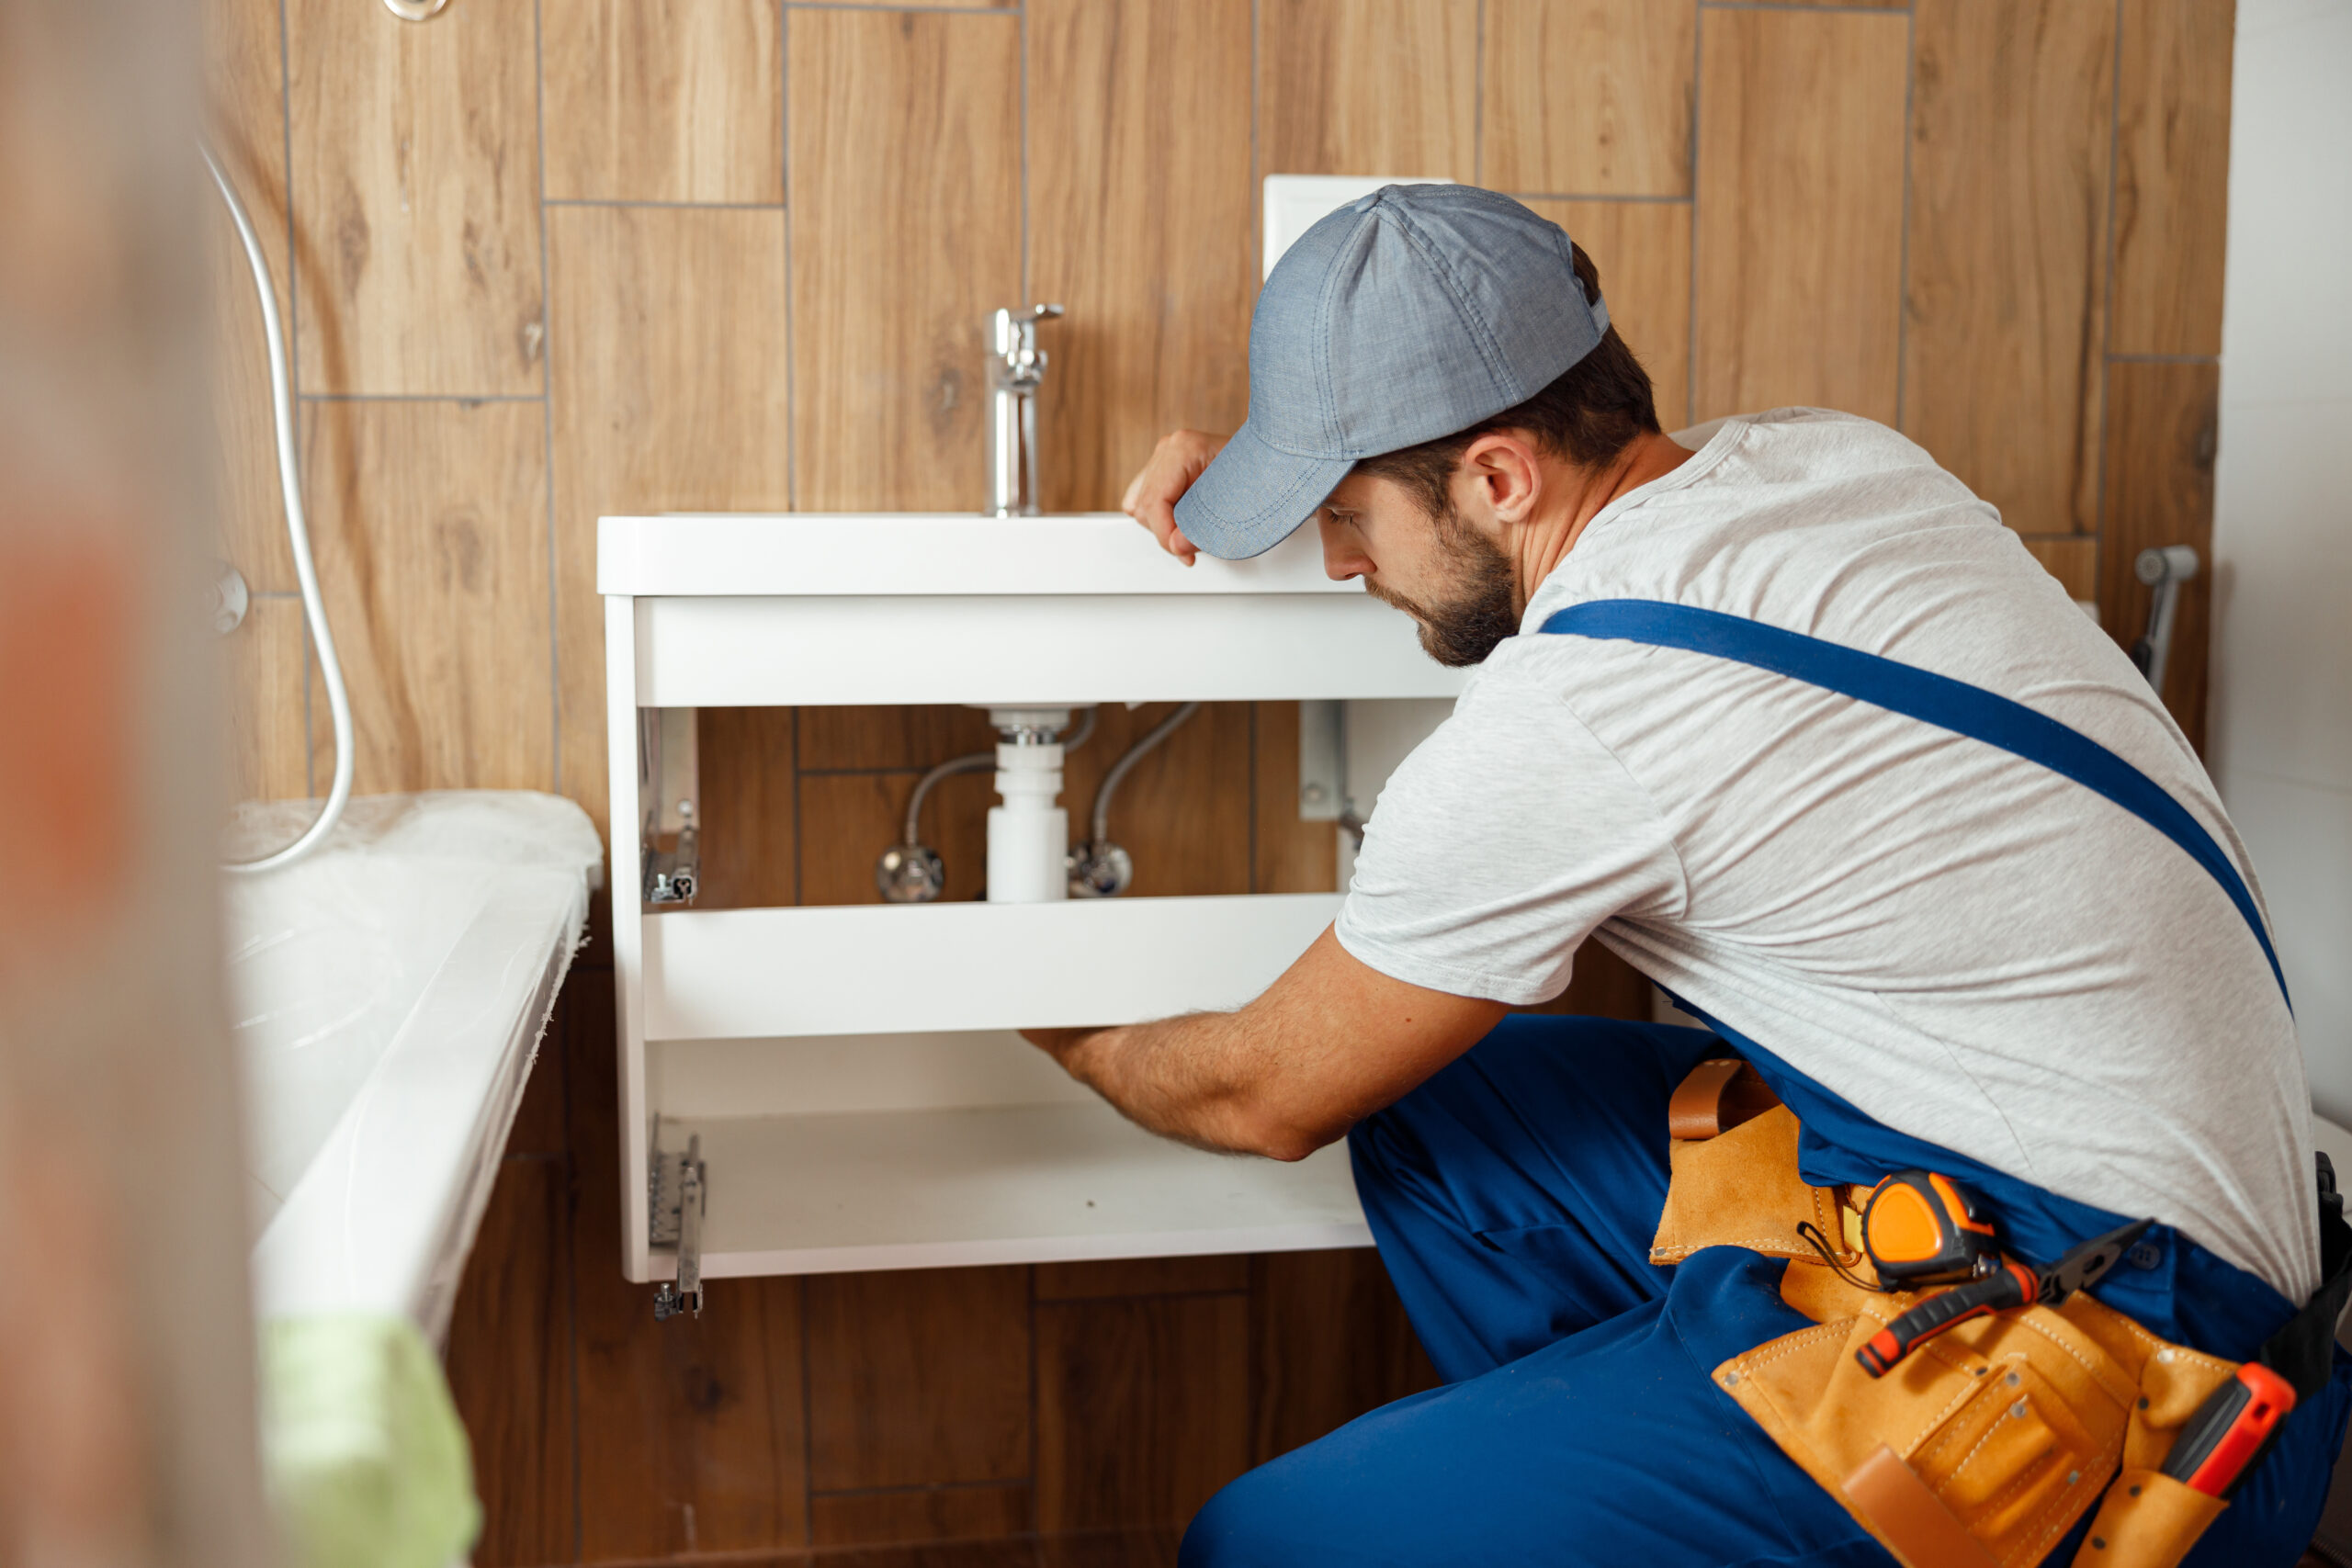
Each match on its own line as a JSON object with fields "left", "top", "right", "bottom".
{"left": 1022, "top": 186, "right": 2346, "bottom": 1565}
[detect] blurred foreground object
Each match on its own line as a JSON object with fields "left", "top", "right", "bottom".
{"left": 0, "top": 0, "right": 275, "bottom": 1562}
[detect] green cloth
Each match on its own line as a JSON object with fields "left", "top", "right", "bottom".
{"left": 261, "top": 1314, "right": 481, "bottom": 1568}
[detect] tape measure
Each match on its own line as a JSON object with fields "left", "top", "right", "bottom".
{"left": 1859, "top": 1170, "right": 2000, "bottom": 1288}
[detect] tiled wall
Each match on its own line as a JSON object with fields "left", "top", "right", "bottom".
{"left": 2209, "top": 0, "right": 2352, "bottom": 1122}
{"left": 201, "top": 0, "right": 2237, "bottom": 1561}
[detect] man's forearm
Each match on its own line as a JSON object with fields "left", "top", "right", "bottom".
{"left": 1045, "top": 1010, "right": 1332, "bottom": 1161}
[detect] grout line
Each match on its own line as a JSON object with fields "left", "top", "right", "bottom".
{"left": 1247, "top": 705, "right": 1261, "bottom": 895}
{"left": 277, "top": 0, "right": 313, "bottom": 798}
{"left": 1893, "top": 1, "right": 1916, "bottom": 430}
{"left": 1033, "top": 1286, "right": 1253, "bottom": 1308}
{"left": 783, "top": 1, "right": 1024, "bottom": 11}
{"left": 2096, "top": 0, "right": 2125, "bottom": 547}
{"left": 808, "top": 1479, "right": 1039, "bottom": 1502}
{"left": 782, "top": 0, "right": 797, "bottom": 513}
{"left": 1698, "top": 1, "right": 1912, "bottom": 11}
{"left": 1026, "top": 1263, "right": 1041, "bottom": 1537}
{"left": 1685, "top": 4, "right": 1703, "bottom": 427}
{"left": 534, "top": 0, "right": 563, "bottom": 803}
{"left": 791, "top": 710, "right": 805, "bottom": 907}
{"left": 1504, "top": 191, "right": 1693, "bottom": 205}
{"left": 524, "top": 16, "right": 582, "bottom": 1558}
{"left": 1017, "top": 1, "right": 1031, "bottom": 306}
{"left": 1473, "top": 0, "right": 1487, "bottom": 187}
{"left": 299, "top": 391, "right": 546, "bottom": 402}
{"left": 543, "top": 197, "right": 789, "bottom": 210}
{"left": 2109, "top": 352, "right": 2219, "bottom": 365}
{"left": 1250, "top": 0, "right": 1261, "bottom": 287}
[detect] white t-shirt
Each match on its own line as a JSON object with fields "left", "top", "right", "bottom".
{"left": 1334, "top": 408, "right": 2319, "bottom": 1301}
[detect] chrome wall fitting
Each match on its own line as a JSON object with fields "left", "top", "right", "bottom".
{"left": 2132, "top": 545, "right": 2200, "bottom": 694}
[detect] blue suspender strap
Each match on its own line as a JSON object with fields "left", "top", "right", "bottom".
{"left": 1536, "top": 599, "right": 2290, "bottom": 1007}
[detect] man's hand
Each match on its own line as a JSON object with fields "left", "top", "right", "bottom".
{"left": 1121, "top": 429, "right": 1228, "bottom": 565}
{"left": 1019, "top": 927, "right": 1508, "bottom": 1160}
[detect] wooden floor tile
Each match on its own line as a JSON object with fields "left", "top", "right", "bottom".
{"left": 1035, "top": 1257, "right": 1251, "bottom": 1303}
{"left": 804, "top": 1267, "right": 1035, "bottom": 1493}
{"left": 446, "top": 1156, "right": 576, "bottom": 1567}
{"left": 1250, "top": 1249, "right": 1438, "bottom": 1465}
{"left": 566, "top": 971, "right": 811, "bottom": 1560}
{"left": 1035, "top": 1293, "right": 1251, "bottom": 1532}
{"left": 809, "top": 1483, "right": 1033, "bottom": 1550}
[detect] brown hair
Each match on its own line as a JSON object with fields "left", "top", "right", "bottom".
{"left": 1354, "top": 243, "right": 1662, "bottom": 518}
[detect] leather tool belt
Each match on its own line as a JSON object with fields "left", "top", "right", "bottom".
{"left": 1657, "top": 1060, "right": 2342, "bottom": 1568}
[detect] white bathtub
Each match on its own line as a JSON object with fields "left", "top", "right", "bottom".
{"left": 226, "top": 791, "right": 602, "bottom": 1340}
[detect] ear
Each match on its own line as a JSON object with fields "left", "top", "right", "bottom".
{"left": 1456, "top": 432, "right": 1544, "bottom": 525}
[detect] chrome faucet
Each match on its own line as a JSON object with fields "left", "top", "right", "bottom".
{"left": 986, "top": 303, "right": 1063, "bottom": 517}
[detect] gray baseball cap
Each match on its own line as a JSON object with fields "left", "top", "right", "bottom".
{"left": 1175, "top": 184, "right": 1611, "bottom": 560}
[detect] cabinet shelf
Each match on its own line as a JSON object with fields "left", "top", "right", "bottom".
{"left": 661, "top": 1100, "right": 1368, "bottom": 1280}
{"left": 642, "top": 893, "right": 1344, "bottom": 1042}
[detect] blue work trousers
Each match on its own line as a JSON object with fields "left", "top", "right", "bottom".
{"left": 1180, "top": 1016, "right": 2349, "bottom": 1568}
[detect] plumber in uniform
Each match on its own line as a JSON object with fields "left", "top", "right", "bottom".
{"left": 1019, "top": 185, "right": 2351, "bottom": 1567}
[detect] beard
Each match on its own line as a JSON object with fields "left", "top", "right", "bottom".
{"left": 1361, "top": 505, "right": 1522, "bottom": 667}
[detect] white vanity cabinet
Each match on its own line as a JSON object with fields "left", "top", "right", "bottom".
{"left": 600, "top": 513, "right": 1464, "bottom": 1286}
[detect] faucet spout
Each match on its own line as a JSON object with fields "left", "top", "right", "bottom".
{"left": 986, "top": 303, "right": 1063, "bottom": 517}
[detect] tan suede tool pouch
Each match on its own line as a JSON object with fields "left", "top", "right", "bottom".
{"left": 1657, "top": 1100, "right": 2240, "bottom": 1568}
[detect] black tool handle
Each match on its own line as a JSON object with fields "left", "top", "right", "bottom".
{"left": 1857, "top": 1262, "right": 2035, "bottom": 1378}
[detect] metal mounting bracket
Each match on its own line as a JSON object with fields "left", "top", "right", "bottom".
{"left": 650, "top": 1128, "right": 706, "bottom": 1321}
{"left": 639, "top": 708, "right": 701, "bottom": 906}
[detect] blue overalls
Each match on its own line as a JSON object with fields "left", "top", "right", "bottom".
{"left": 1181, "top": 604, "right": 2352, "bottom": 1568}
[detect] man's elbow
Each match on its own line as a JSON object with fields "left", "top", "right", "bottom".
{"left": 1222, "top": 1104, "right": 1348, "bottom": 1163}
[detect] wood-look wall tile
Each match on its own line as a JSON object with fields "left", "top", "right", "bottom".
{"left": 1251, "top": 703, "right": 1340, "bottom": 897}
{"left": 1250, "top": 1248, "right": 1438, "bottom": 1465}
{"left": 564, "top": 970, "right": 811, "bottom": 1559}
{"left": 788, "top": 9, "right": 1021, "bottom": 513}
{"left": 1029, "top": 0, "right": 1253, "bottom": 513}
{"left": 2099, "top": 361, "right": 2218, "bottom": 752}
{"left": 799, "top": 706, "right": 1000, "bottom": 774}
{"left": 286, "top": 0, "right": 543, "bottom": 395}
{"left": 542, "top": 0, "right": 784, "bottom": 205}
{"left": 1062, "top": 703, "right": 1253, "bottom": 899}
{"left": 1260, "top": 0, "right": 1480, "bottom": 181}
{"left": 1035, "top": 1293, "right": 1251, "bottom": 1532}
{"left": 1901, "top": 0, "right": 2115, "bottom": 537}
{"left": 1483, "top": 1, "right": 1695, "bottom": 197}
{"left": 221, "top": 597, "right": 311, "bottom": 804}
{"left": 2110, "top": 0, "right": 2234, "bottom": 356}
{"left": 797, "top": 769, "right": 994, "bottom": 907}
{"left": 203, "top": 0, "right": 295, "bottom": 591}
{"left": 547, "top": 204, "right": 792, "bottom": 836}
{"left": 695, "top": 707, "right": 797, "bottom": 909}
{"left": 1035, "top": 1256, "right": 1252, "bottom": 1302}
{"left": 300, "top": 399, "right": 553, "bottom": 795}
{"left": 809, "top": 1483, "right": 1033, "bottom": 1550}
{"left": 1526, "top": 939, "right": 1656, "bottom": 1022}
{"left": 805, "top": 1267, "right": 1034, "bottom": 1492}
{"left": 446, "top": 1156, "right": 576, "bottom": 1568}
{"left": 1692, "top": 8, "right": 1908, "bottom": 423}
{"left": 2021, "top": 536, "right": 2098, "bottom": 605}
{"left": 1523, "top": 199, "right": 1692, "bottom": 429}
{"left": 504, "top": 1036, "right": 570, "bottom": 1160}
{"left": 1037, "top": 1529, "right": 1184, "bottom": 1568}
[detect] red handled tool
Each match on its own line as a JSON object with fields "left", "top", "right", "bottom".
{"left": 1856, "top": 1216, "right": 2153, "bottom": 1378}
{"left": 2161, "top": 1363, "right": 2297, "bottom": 1498}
